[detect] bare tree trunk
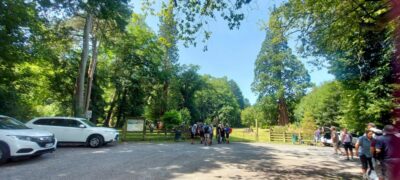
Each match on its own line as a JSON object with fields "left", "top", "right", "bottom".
{"left": 85, "top": 37, "right": 98, "bottom": 115}
{"left": 74, "top": 13, "right": 93, "bottom": 117}
{"left": 278, "top": 97, "right": 289, "bottom": 126}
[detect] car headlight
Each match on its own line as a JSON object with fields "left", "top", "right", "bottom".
{"left": 8, "top": 135, "right": 34, "bottom": 141}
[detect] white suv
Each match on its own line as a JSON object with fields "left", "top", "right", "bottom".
{"left": 0, "top": 115, "right": 57, "bottom": 164}
{"left": 26, "top": 117, "right": 119, "bottom": 148}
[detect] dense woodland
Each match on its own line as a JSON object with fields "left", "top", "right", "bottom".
{"left": 1, "top": 0, "right": 399, "bottom": 134}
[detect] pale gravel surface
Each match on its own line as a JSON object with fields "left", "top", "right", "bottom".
{"left": 0, "top": 142, "right": 361, "bottom": 180}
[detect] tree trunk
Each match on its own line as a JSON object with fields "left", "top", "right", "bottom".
{"left": 85, "top": 37, "right": 98, "bottom": 115}
{"left": 104, "top": 90, "right": 119, "bottom": 127}
{"left": 74, "top": 13, "right": 93, "bottom": 117}
{"left": 278, "top": 97, "right": 289, "bottom": 126}
{"left": 116, "top": 88, "right": 127, "bottom": 128}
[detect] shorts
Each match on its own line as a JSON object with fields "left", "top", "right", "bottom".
{"left": 360, "top": 155, "right": 373, "bottom": 170}
{"left": 343, "top": 142, "right": 353, "bottom": 151}
{"left": 200, "top": 132, "right": 204, "bottom": 138}
{"left": 225, "top": 133, "right": 229, "bottom": 138}
{"left": 204, "top": 133, "right": 210, "bottom": 138}
{"left": 191, "top": 133, "right": 195, "bottom": 139}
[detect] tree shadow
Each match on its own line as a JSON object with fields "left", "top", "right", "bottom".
{"left": 0, "top": 142, "right": 360, "bottom": 180}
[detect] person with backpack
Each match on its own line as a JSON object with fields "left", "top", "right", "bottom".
{"left": 203, "top": 123, "right": 211, "bottom": 146}
{"left": 198, "top": 123, "right": 204, "bottom": 144}
{"left": 341, "top": 128, "right": 354, "bottom": 160}
{"left": 190, "top": 124, "right": 198, "bottom": 144}
{"left": 225, "top": 125, "right": 231, "bottom": 144}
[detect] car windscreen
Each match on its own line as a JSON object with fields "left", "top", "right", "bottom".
{"left": 0, "top": 117, "right": 30, "bottom": 129}
{"left": 80, "top": 119, "right": 97, "bottom": 127}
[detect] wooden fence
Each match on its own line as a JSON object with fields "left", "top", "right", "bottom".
{"left": 118, "top": 128, "right": 315, "bottom": 144}
{"left": 267, "top": 130, "right": 314, "bottom": 144}
{"left": 231, "top": 128, "right": 315, "bottom": 144}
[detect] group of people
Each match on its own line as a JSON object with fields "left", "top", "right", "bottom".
{"left": 190, "top": 123, "right": 232, "bottom": 146}
{"left": 318, "top": 121, "right": 400, "bottom": 180}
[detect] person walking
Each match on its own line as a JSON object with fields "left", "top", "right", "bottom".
{"left": 190, "top": 124, "right": 197, "bottom": 144}
{"left": 341, "top": 128, "right": 354, "bottom": 160}
{"left": 331, "top": 127, "right": 343, "bottom": 155}
{"left": 216, "top": 124, "right": 222, "bottom": 144}
{"left": 225, "top": 124, "right": 231, "bottom": 144}
{"left": 198, "top": 123, "right": 204, "bottom": 144}
{"left": 355, "top": 130, "right": 374, "bottom": 179}
{"left": 221, "top": 124, "right": 226, "bottom": 144}
{"left": 375, "top": 125, "right": 400, "bottom": 180}
{"left": 314, "top": 128, "right": 321, "bottom": 146}
{"left": 203, "top": 123, "right": 211, "bottom": 146}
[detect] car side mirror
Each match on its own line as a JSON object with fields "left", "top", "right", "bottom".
{"left": 79, "top": 124, "right": 86, "bottom": 128}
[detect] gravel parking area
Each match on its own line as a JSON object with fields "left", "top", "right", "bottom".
{"left": 0, "top": 142, "right": 360, "bottom": 180}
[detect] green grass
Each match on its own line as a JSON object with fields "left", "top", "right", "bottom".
{"left": 229, "top": 128, "right": 269, "bottom": 142}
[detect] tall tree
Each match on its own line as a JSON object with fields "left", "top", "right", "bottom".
{"left": 228, "top": 80, "right": 246, "bottom": 109}
{"left": 274, "top": 0, "right": 393, "bottom": 126}
{"left": 39, "top": 0, "right": 131, "bottom": 117}
{"left": 252, "top": 18, "right": 311, "bottom": 125}
{"left": 158, "top": 0, "right": 180, "bottom": 116}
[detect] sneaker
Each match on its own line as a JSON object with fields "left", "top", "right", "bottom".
{"left": 362, "top": 173, "right": 368, "bottom": 180}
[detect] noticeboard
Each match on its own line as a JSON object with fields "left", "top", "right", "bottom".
{"left": 127, "top": 119, "right": 144, "bottom": 132}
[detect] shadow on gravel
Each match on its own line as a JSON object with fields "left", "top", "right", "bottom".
{"left": 118, "top": 142, "right": 359, "bottom": 180}
{"left": 0, "top": 142, "right": 359, "bottom": 180}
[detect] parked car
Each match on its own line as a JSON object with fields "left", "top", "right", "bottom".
{"left": 320, "top": 128, "right": 357, "bottom": 147}
{"left": 26, "top": 117, "right": 119, "bottom": 148}
{"left": 0, "top": 115, "right": 57, "bottom": 164}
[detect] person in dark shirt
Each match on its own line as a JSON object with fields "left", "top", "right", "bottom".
{"left": 216, "top": 124, "right": 222, "bottom": 144}
{"left": 375, "top": 125, "right": 400, "bottom": 180}
{"left": 220, "top": 124, "right": 226, "bottom": 143}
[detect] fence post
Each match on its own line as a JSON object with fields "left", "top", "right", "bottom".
{"left": 299, "top": 132, "right": 302, "bottom": 144}
{"left": 283, "top": 132, "right": 286, "bottom": 143}
{"left": 256, "top": 119, "right": 259, "bottom": 141}
{"left": 268, "top": 129, "right": 271, "bottom": 142}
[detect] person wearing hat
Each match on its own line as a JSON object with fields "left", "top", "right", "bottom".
{"left": 375, "top": 125, "right": 400, "bottom": 180}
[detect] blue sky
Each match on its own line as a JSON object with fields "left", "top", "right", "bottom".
{"left": 134, "top": 0, "right": 334, "bottom": 105}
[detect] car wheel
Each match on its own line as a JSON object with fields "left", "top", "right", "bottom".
{"left": 88, "top": 135, "right": 103, "bottom": 148}
{"left": 0, "top": 143, "right": 10, "bottom": 165}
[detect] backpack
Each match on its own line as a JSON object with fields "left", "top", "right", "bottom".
{"left": 191, "top": 125, "right": 197, "bottom": 134}
{"left": 204, "top": 126, "right": 210, "bottom": 133}
{"left": 348, "top": 134, "right": 353, "bottom": 143}
{"left": 225, "top": 127, "right": 230, "bottom": 134}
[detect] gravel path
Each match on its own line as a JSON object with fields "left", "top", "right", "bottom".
{"left": 0, "top": 142, "right": 361, "bottom": 180}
